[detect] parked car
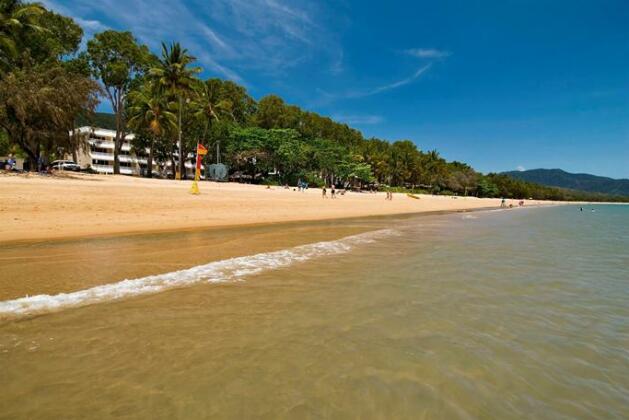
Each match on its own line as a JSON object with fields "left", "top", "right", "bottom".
{"left": 50, "top": 160, "right": 81, "bottom": 172}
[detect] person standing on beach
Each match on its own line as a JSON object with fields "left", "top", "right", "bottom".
{"left": 331, "top": 185, "right": 336, "bottom": 199}
{"left": 322, "top": 186, "right": 327, "bottom": 198}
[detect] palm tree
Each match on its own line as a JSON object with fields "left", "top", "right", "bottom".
{"left": 0, "top": 0, "right": 45, "bottom": 72}
{"left": 421, "top": 149, "right": 447, "bottom": 191}
{"left": 191, "top": 78, "right": 234, "bottom": 163}
{"left": 150, "top": 42, "right": 200, "bottom": 179}
{"left": 127, "top": 83, "right": 176, "bottom": 178}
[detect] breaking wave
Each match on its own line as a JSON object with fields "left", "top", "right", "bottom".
{"left": 0, "top": 229, "right": 396, "bottom": 320}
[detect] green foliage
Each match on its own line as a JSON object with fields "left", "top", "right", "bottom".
{"left": 127, "top": 83, "right": 176, "bottom": 138}
{"left": 0, "top": 62, "right": 99, "bottom": 161}
{"left": 0, "top": 129, "right": 9, "bottom": 155}
{"left": 0, "top": 0, "right": 45, "bottom": 72}
{"left": 150, "top": 42, "right": 200, "bottom": 97}
{"left": 477, "top": 178, "right": 500, "bottom": 198}
{"left": 76, "top": 112, "right": 116, "bottom": 130}
{"left": 338, "top": 161, "right": 374, "bottom": 183}
{"left": 21, "top": 7, "right": 83, "bottom": 64}
{"left": 87, "top": 31, "right": 152, "bottom": 96}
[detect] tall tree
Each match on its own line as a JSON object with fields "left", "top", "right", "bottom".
{"left": 0, "top": 63, "right": 99, "bottom": 163}
{"left": 218, "top": 80, "right": 256, "bottom": 124}
{"left": 253, "top": 95, "right": 286, "bottom": 129}
{"left": 191, "top": 78, "right": 235, "bottom": 149}
{"left": 87, "top": 30, "right": 151, "bottom": 174}
{"left": 150, "top": 42, "right": 200, "bottom": 179}
{"left": 127, "top": 82, "right": 176, "bottom": 178}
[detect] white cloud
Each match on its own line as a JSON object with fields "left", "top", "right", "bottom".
{"left": 74, "top": 17, "right": 108, "bottom": 32}
{"left": 332, "top": 114, "right": 384, "bottom": 125}
{"left": 516, "top": 165, "right": 526, "bottom": 172}
{"left": 404, "top": 48, "right": 451, "bottom": 59}
{"left": 349, "top": 64, "right": 433, "bottom": 98}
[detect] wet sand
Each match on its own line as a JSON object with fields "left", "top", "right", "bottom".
{"left": 0, "top": 218, "right": 378, "bottom": 301}
{"left": 0, "top": 172, "right": 556, "bottom": 243}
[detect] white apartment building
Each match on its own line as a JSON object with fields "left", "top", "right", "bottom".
{"left": 71, "top": 127, "right": 203, "bottom": 178}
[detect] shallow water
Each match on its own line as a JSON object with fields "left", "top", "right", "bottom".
{"left": 1, "top": 205, "right": 628, "bottom": 419}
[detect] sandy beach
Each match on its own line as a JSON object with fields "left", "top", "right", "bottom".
{"left": 0, "top": 173, "right": 557, "bottom": 243}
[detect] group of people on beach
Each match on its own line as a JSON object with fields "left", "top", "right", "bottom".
{"left": 322, "top": 185, "right": 337, "bottom": 199}
{"left": 501, "top": 198, "right": 526, "bottom": 208}
{"left": 297, "top": 179, "right": 309, "bottom": 191}
{"left": 2, "top": 157, "right": 15, "bottom": 171}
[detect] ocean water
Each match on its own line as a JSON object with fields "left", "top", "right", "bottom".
{"left": 0, "top": 205, "right": 628, "bottom": 419}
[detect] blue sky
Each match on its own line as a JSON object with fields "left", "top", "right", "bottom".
{"left": 44, "top": 0, "right": 629, "bottom": 178}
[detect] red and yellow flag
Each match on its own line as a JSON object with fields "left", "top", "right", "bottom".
{"left": 197, "top": 144, "right": 208, "bottom": 156}
{"left": 191, "top": 143, "right": 207, "bottom": 195}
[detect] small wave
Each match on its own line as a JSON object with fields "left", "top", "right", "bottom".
{"left": 0, "top": 229, "right": 396, "bottom": 320}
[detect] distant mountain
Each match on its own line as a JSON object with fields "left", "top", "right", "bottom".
{"left": 503, "top": 169, "right": 629, "bottom": 197}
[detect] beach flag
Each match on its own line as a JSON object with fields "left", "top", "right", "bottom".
{"left": 197, "top": 144, "right": 208, "bottom": 156}
{"left": 190, "top": 143, "right": 207, "bottom": 195}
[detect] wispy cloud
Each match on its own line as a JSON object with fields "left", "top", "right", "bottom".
{"left": 404, "top": 48, "right": 451, "bottom": 59}
{"left": 332, "top": 114, "right": 384, "bottom": 125}
{"left": 41, "top": 0, "right": 344, "bottom": 85}
{"left": 311, "top": 63, "right": 433, "bottom": 107}
{"left": 349, "top": 64, "right": 433, "bottom": 98}
{"left": 329, "top": 49, "right": 345, "bottom": 75}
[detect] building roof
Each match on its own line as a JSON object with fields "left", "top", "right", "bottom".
{"left": 72, "top": 126, "right": 135, "bottom": 140}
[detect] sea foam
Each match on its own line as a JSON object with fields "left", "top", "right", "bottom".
{"left": 0, "top": 229, "right": 395, "bottom": 320}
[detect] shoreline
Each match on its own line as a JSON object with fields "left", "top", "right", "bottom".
{"left": 0, "top": 205, "right": 548, "bottom": 307}
{"left": 2, "top": 205, "right": 504, "bottom": 247}
{"left": 1, "top": 173, "right": 567, "bottom": 245}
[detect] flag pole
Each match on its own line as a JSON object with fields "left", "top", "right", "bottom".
{"left": 190, "top": 143, "right": 207, "bottom": 195}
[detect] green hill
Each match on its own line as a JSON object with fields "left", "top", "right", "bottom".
{"left": 503, "top": 169, "right": 629, "bottom": 197}
{"left": 77, "top": 112, "right": 117, "bottom": 130}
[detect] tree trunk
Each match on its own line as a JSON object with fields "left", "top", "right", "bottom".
{"left": 147, "top": 137, "right": 154, "bottom": 178}
{"left": 16, "top": 133, "right": 38, "bottom": 171}
{"left": 113, "top": 132, "right": 121, "bottom": 175}
{"left": 113, "top": 99, "right": 121, "bottom": 175}
{"left": 180, "top": 143, "right": 187, "bottom": 180}
{"left": 177, "top": 95, "right": 185, "bottom": 180}
{"left": 170, "top": 144, "right": 177, "bottom": 179}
